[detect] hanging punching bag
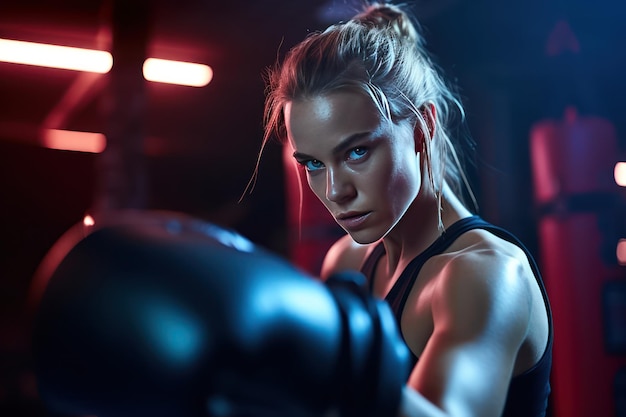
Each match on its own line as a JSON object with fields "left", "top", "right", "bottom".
{"left": 530, "top": 107, "right": 626, "bottom": 417}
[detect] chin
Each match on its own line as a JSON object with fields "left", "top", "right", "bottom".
{"left": 347, "top": 230, "right": 381, "bottom": 246}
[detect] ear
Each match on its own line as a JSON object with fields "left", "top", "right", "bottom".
{"left": 421, "top": 103, "right": 436, "bottom": 140}
{"left": 413, "top": 103, "right": 436, "bottom": 154}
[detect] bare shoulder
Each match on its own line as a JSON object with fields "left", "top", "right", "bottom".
{"left": 319, "top": 234, "right": 376, "bottom": 280}
{"left": 443, "top": 229, "right": 532, "bottom": 284}
{"left": 440, "top": 230, "right": 533, "bottom": 295}
{"left": 419, "top": 227, "right": 551, "bottom": 376}
{"left": 431, "top": 230, "right": 534, "bottom": 339}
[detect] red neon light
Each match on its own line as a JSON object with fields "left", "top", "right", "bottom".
{"left": 42, "top": 129, "right": 106, "bottom": 153}
{"left": 0, "top": 38, "right": 213, "bottom": 87}
{"left": 617, "top": 239, "right": 626, "bottom": 266}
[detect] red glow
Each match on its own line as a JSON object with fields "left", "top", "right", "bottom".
{"left": 618, "top": 239, "right": 626, "bottom": 266}
{"left": 42, "top": 129, "right": 106, "bottom": 153}
{"left": 0, "top": 38, "right": 213, "bottom": 87}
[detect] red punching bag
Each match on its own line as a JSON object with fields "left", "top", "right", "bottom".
{"left": 282, "top": 143, "right": 344, "bottom": 276}
{"left": 530, "top": 107, "right": 626, "bottom": 417}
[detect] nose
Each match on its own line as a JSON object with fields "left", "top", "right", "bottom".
{"left": 325, "top": 167, "right": 356, "bottom": 203}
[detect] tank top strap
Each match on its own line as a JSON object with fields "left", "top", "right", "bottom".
{"left": 384, "top": 215, "right": 486, "bottom": 322}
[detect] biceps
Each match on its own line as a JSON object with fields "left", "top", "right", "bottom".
{"left": 407, "top": 335, "right": 516, "bottom": 417}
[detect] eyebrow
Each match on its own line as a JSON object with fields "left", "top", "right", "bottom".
{"left": 292, "top": 131, "right": 371, "bottom": 161}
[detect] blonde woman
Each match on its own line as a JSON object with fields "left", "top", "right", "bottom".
{"left": 259, "top": 3, "right": 552, "bottom": 416}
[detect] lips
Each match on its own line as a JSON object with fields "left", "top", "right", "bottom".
{"left": 335, "top": 211, "right": 371, "bottom": 230}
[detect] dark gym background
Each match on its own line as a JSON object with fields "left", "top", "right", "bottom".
{"left": 1, "top": 1, "right": 625, "bottom": 416}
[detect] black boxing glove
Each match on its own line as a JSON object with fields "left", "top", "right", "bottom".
{"left": 324, "top": 270, "right": 411, "bottom": 417}
{"left": 30, "top": 210, "right": 410, "bottom": 417}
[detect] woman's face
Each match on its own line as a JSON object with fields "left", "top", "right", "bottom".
{"left": 284, "top": 90, "right": 422, "bottom": 244}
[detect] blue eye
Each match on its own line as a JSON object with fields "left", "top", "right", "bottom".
{"left": 348, "top": 147, "right": 368, "bottom": 161}
{"left": 303, "top": 159, "right": 324, "bottom": 171}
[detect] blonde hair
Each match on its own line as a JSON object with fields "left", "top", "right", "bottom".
{"left": 248, "top": 2, "right": 476, "bottom": 228}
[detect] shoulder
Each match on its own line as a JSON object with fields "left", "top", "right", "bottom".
{"left": 442, "top": 228, "right": 532, "bottom": 288}
{"left": 319, "top": 234, "right": 376, "bottom": 281}
{"left": 431, "top": 233, "right": 533, "bottom": 341}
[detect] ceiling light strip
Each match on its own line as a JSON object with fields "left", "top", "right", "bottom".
{"left": 42, "top": 129, "right": 106, "bottom": 153}
{"left": 0, "top": 38, "right": 212, "bottom": 87}
{"left": 0, "top": 38, "right": 112, "bottom": 73}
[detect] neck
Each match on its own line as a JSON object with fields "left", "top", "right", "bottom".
{"left": 380, "top": 182, "right": 473, "bottom": 277}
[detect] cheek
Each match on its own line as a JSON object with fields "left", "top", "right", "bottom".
{"left": 386, "top": 154, "right": 422, "bottom": 208}
{"left": 358, "top": 149, "right": 418, "bottom": 196}
{"left": 306, "top": 174, "right": 328, "bottom": 203}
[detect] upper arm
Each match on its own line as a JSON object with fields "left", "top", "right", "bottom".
{"left": 319, "top": 235, "right": 369, "bottom": 281}
{"left": 407, "top": 251, "right": 532, "bottom": 417}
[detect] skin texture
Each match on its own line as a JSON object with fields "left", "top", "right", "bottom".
{"left": 285, "top": 90, "right": 550, "bottom": 417}
{"left": 287, "top": 91, "right": 422, "bottom": 246}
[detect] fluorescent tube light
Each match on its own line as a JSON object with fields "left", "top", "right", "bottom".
{"left": 0, "top": 38, "right": 112, "bottom": 73}
{"left": 143, "top": 58, "right": 212, "bottom": 87}
{"left": 615, "top": 162, "right": 626, "bottom": 187}
{"left": 0, "top": 38, "right": 213, "bottom": 87}
{"left": 42, "top": 129, "right": 106, "bottom": 153}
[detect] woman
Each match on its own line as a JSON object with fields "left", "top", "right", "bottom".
{"left": 257, "top": 2, "right": 552, "bottom": 416}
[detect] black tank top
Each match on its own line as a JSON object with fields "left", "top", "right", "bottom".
{"left": 360, "top": 216, "right": 552, "bottom": 417}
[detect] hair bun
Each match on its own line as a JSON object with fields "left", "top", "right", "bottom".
{"left": 353, "top": 3, "right": 419, "bottom": 43}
